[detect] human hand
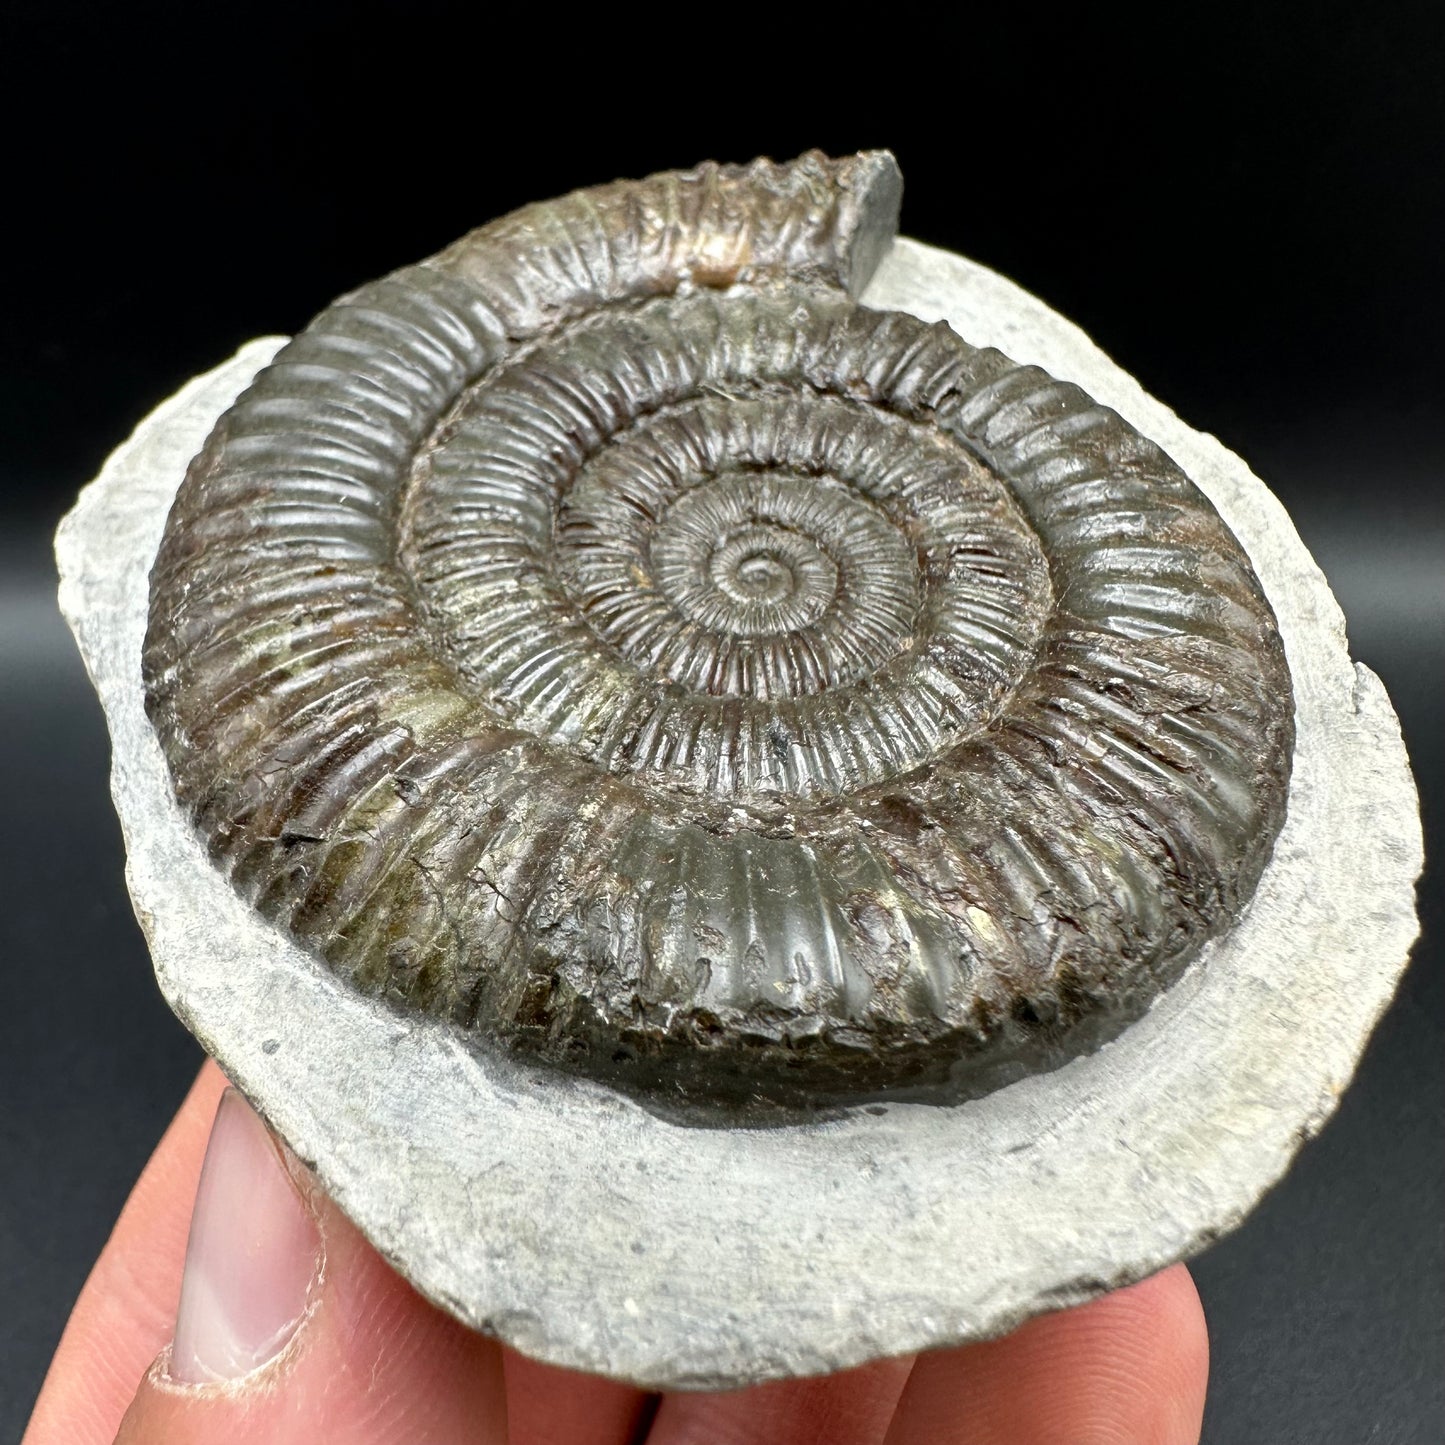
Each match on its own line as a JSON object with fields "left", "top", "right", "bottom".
{"left": 24, "top": 1064, "right": 1208, "bottom": 1444}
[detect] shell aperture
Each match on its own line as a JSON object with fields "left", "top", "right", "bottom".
{"left": 142, "top": 152, "right": 1294, "bottom": 1110}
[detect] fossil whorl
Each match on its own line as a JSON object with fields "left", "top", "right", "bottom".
{"left": 143, "top": 151, "right": 1294, "bottom": 1109}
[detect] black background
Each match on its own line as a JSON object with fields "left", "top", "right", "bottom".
{"left": 2, "top": 4, "right": 1441, "bottom": 1441}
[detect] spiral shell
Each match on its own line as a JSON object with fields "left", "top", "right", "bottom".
{"left": 143, "top": 152, "right": 1294, "bottom": 1108}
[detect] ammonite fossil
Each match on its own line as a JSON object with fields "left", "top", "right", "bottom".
{"left": 140, "top": 151, "right": 1294, "bottom": 1110}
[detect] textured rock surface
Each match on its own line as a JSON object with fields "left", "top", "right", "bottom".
{"left": 58, "top": 236, "right": 1420, "bottom": 1387}
{"left": 137, "top": 154, "right": 1294, "bottom": 1109}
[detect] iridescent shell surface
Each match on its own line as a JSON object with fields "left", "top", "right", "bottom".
{"left": 142, "top": 152, "right": 1294, "bottom": 1109}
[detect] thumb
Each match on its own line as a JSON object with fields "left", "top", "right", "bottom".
{"left": 113, "top": 1086, "right": 506, "bottom": 1445}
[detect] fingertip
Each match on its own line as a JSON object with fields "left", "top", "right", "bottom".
{"left": 502, "top": 1352, "right": 655, "bottom": 1445}
{"left": 887, "top": 1264, "right": 1209, "bottom": 1445}
{"left": 1118, "top": 1263, "right": 1210, "bottom": 1419}
{"left": 1043, "top": 1263, "right": 1209, "bottom": 1444}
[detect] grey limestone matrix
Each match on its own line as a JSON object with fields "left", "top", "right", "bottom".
{"left": 59, "top": 151, "right": 1420, "bottom": 1387}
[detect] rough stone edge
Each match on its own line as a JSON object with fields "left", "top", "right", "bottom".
{"left": 55, "top": 240, "right": 1423, "bottom": 1389}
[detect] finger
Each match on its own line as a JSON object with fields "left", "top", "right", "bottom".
{"left": 503, "top": 1352, "right": 655, "bottom": 1445}
{"left": 646, "top": 1353, "right": 915, "bottom": 1445}
{"left": 114, "top": 1085, "right": 507, "bottom": 1444}
{"left": 24, "top": 1071, "right": 509, "bottom": 1445}
{"left": 883, "top": 1264, "right": 1209, "bottom": 1445}
{"left": 24, "top": 1061, "right": 231, "bottom": 1445}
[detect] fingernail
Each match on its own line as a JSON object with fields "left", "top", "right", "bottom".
{"left": 169, "top": 1088, "right": 321, "bottom": 1384}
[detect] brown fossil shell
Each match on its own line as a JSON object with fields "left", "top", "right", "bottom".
{"left": 142, "top": 152, "right": 1294, "bottom": 1111}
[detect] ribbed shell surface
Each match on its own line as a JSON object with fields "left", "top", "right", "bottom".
{"left": 142, "top": 152, "right": 1294, "bottom": 1109}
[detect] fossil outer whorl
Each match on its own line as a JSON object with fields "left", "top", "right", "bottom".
{"left": 142, "top": 152, "right": 1294, "bottom": 1109}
